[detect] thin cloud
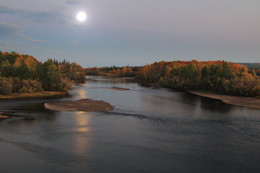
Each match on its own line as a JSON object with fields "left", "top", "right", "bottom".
{"left": 66, "top": 0, "right": 81, "bottom": 5}
{"left": 20, "top": 35, "right": 46, "bottom": 43}
{"left": 0, "top": 41, "right": 14, "bottom": 51}
{"left": 0, "top": 46, "right": 13, "bottom": 51}
{"left": 0, "top": 22, "right": 46, "bottom": 43}
{"left": 0, "top": 22, "right": 19, "bottom": 38}
{"left": 0, "top": 41, "right": 8, "bottom": 44}
{"left": 0, "top": 41, "right": 9, "bottom": 47}
{"left": 0, "top": 41, "right": 11, "bottom": 51}
{"left": 0, "top": 4, "right": 68, "bottom": 24}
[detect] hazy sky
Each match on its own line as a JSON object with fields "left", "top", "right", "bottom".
{"left": 0, "top": 0, "right": 259, "bottom": 67}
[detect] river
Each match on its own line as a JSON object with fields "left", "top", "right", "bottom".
{"left": 0, "top": 76, "right": 259, "bottom": 173}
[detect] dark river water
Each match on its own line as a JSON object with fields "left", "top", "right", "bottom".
{"left": 0, "top": 76, "right": 259, "bottom": 173}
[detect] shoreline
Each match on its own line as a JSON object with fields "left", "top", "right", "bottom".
{"left": 189, "top": 91, "right": 260, "bottom": 109}
{"left": 0, "top": 91, "right": 69, "bottom": 100}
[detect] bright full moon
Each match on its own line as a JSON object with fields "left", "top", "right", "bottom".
{"left": 76, "top": 11, "right": 87, "bottom": 22}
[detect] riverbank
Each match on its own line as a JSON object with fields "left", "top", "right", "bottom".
{"left": 0, "top": 91, "right": 69, "bottom": 100}
{"left": 44, "top": 99, "right": 114, "bottom": 112}
{"left": 189, "top": 91, "right": 260, "bottom": 109}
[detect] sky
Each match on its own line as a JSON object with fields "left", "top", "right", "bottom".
{"left": 0, "top": 0, "right": 259, "bottom": 67}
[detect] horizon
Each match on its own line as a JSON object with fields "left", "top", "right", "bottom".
{"left": 0, "top": 0, "right": 259, "bottom": 67}
{"left": 2, "top": 49, "right": 260, "bottom": 68}
{"left": 1, "top": 50, "right": 260, "bottom": 68}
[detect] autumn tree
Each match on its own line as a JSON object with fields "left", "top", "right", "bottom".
{"left": 137, "top": 60, "right": 260, "bottom": 97}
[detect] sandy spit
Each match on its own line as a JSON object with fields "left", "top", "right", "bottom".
{"left": 189, "top": 91, "right": 260, "bottom": 109}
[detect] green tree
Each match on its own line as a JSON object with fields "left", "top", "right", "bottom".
{"left": 221, "top": 62, "right": 233, "bottom": 79}
{"left": 36, "top": 60, "right": 71, "bottom": 91}
{"left": 36, "top": 60, "right": 59, "bottom": 91}
{"left": 0, "top": 60, "right": 15, "bottom": 77}
{"left": 15, "top": 63, "right": 31, "bottom": 79}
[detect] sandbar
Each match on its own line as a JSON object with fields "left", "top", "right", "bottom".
{"left": 44, "top": 99, "right": 114, "bottom": 112}
{"left": 109, "top": 87, "right": 130, "bottom": 91}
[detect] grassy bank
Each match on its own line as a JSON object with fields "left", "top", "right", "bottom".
{"left": 0, "top": 91, "right": 69, "bottom": 100}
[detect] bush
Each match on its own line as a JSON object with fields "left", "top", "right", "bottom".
{"left": 18, "top": 80, "right": 43, "bottom": 93}
{"left": 0, "top": 77, "right": 13, "bottom": 95}
{"left": 59, "top": 78, "right": 72, "bottom": 92}
{"left": 19, "top": 86, "right": 34, "bottom": 93}
{"left": 12, "top": 78, "right": 22, "bottom": 93}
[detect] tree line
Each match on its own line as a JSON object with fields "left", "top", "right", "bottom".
{"left": 0, "top": 51, "right": 85, "bottom": 95}
{"left": 85, "top": 66, "right": 140, "bottom": 77}
{"left": 136, "top": 60, "right": 260, "bottom": 97}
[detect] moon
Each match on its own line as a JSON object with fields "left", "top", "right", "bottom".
{"left": 76, "top": 11, "right": 87, "bottom": 22}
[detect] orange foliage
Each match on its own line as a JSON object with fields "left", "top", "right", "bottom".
{"left": 137, "top": 60, "right": 260, "bottom": 97}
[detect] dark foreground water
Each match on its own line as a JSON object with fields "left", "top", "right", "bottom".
{"left": 0, "top": 76, "right": 259, "bottom": 173}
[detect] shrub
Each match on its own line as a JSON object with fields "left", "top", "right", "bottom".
{"left": 19, "top": 79, "right": 43, "bottom": 93}
{"left": 0, "top": 77, "right": 13, "bottom": 95}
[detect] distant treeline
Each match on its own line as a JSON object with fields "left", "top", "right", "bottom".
{"left": 137, "top": 60, "right": 260, "bottom": 97}
{"left": 0, "top": 51, "right": 85, "bottom": 95}
{"left": 240, "top": 63, "right": 260, "bottom": 76}
{"left": 240, "top": 63, "right": 260, "bottom": 69}
{"left": 255, "top": 69, "right": 260, "bottom": 76}
{"left": 85, "top": 66, "right": 140, "bottom": 77}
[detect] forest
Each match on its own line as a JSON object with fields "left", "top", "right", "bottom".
{"left": 136, "top": 60, "right": 260, "bottom": 97}
{"left": 85, "top": 66, "right": 140, "bottom": 77}
{"left": 2, "top": 50, "right": 258, "bottom": 98}
{"left": 0, "top": 51, "right": 85, "bottom": 95}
